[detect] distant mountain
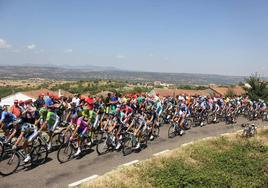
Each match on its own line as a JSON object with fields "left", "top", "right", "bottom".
{"left": 0, "top": 65, "right": 265, "bottom": 85}
{"left": 63, "top": 65, "right": 120, "bottom": 71}
{"left": 5, "top": 64, "right": 120, "bottom": 71}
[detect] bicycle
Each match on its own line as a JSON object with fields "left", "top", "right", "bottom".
{"left": 57, "top": 133, "right": 93, "bottom": 163}
{"left": 122, "top": 126, "right": 149, "bottom": 156}
{"left": 168, "top": 120, "right": 184, "bottom": 138}
{"left": 0, "top": 136, "right": 48, "bottom": 176}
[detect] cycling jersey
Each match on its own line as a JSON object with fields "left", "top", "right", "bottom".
{"left": 1, "top": 111, "right": 16, "bottom": 128}
{"left": 45, "top": 111, "right": 59, "bottom": 132}
{"left": 19, "top": 122, "right": 38, "bottom": 141}
{"left": 76, "top": 117, "right": 89, "bottom": 137}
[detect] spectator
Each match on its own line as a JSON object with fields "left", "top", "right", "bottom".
{"left": 44, "top": 93, "right": 54, "bottom": 106}
{"left": 72, "top": 94, "right": 80, "bottom": 107}
{"left": 9, "top": 99, "right": 22, "bottom": 118}
{"left": 34, "top": 94, "right": 45, "bottom": 108}
{"left": 22, "top": 99, "right": 36, "bottom": 124}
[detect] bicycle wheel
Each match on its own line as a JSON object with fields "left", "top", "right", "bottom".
{"left": 94, "top": 130, "right": 104, "bottom": 144}
{"left": 51, "top": 133, "right": 62, "bottom": 149}
{"left": 96, "top": 135, "right": 109, "bottom": 155}
{"left": 168, "top": 125, "right": 176, "bottom": 138}
{"left": 0, "top": 152, "right": 20, "bottom": 176}
{"left": 159, "top": 116, "right": 165, "bottom": 126}
{"left": 184, "top": 119, "right": 192, "bottom": 130}
{"left": 122, "top": 136, "right": 133, "bottom": 156}
{"left": 31, "top": 144, "right": 48, "bottom": 166}
{"left": 0, "top": 142, "right": 3, "bottom": 158}
{"left": 207, "top": 115, "right": 214, "bottom": 124}
{"left": 57, "top": 143, "right": 74, "bottom": 163}
{"left": 140, "top": 131, "right": 149, "bottom": 147}
{"left": 152, "top": 127, "right": 160, "bottom": 138}
{"left": 58, "top": 129, "right": 72, "bottom": 144}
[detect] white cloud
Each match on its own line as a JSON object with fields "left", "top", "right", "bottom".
{"left": 65, "top": 49, "right": 73, "bottom": 53}
{"left": 115, "top": 54, "right": 125, "bottom": 59}
{"left": 27, "top": 44, "right": 36, "bottom": 49}
{"left": 149, "top": 53, "right": 153, "bottom": 57}
{"left": 0, "top": 38, "right": 11, "bottom": 49}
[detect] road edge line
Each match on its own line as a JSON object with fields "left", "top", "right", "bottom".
{"left": 68, "top": 174, "right": 99, "bottom": 188}
{"left": 122, "top": 160, "right": 139, "bottom": 166}
{"left": 153, "top": 149, "right": 170, "bottom": 156}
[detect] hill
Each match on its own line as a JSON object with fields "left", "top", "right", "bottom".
{"left": 0, "top": 65, "right": 257, "bottom": 85}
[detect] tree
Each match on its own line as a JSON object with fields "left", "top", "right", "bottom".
{"left": 244, "top": 73, "right": 268, "bottom": 102}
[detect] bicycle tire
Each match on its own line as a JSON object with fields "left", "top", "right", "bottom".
{"left": 0, "top": 142, "right": 3, "bottom": 159}
{"left": 140, "top": 131, "right": 149, "bottom": 147}
{"left": 31, "top": 144, "right": 48, "bottom": 166}
{"left": 152, "top": 127, "right": 160, "bottom": 138}
{"left": 57, "top": 143, "right": 74, "bottom": 163}
{"left": 168, "top": 125, "right": 176, "bottom": 138}
{"left": 58, "top": 128, "right": 72, "bottom": 144}
{"left": 184, "top": 118, "right": 192, "bottom": 130}
{"left": 0, "top": 151, "right": 20, "bottom": 176}
{"left": 96, "top": 135, "right": 109, "bottom": 155}
{"left": 51, "top": 133, "right": 62, "bottom": 149}
{"left": 207, "top": 115, "right": 214, "bottom": 124}
{"left": 122, "top": 136, "right": 133, "bottom": 156}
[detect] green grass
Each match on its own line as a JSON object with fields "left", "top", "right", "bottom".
{"left": 83, "top": 129, "right": 268, "bottom": 188}
{"left": 146, "top": 138, "right": 268, "bottom": 188}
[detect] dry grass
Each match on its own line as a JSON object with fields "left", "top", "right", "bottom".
{"left": 82, "top": 127, "right": 268, "bottom": 188}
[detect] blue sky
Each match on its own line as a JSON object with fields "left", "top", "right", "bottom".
{"left": 0, "top": 0, "right": 268, "bottom": 76}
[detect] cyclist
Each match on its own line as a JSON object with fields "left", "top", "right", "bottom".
{"left": 0, "top": 107, "right": 17, "bottom": 139}
{"left": 70, "top": 116, "right": 90, "bottom": 156}
{"left": 12, "top": 120, "right": 38, "bottom": 163}
{"left": 36, "top": 105, "right": 60, "bottom": 150}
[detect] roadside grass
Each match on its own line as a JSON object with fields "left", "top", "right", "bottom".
{"left": 83, "top": 129, "right": 268, "bottom": 188}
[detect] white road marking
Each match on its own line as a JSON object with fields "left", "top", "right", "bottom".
{"left": 153, "top": 149, "right": 170, "bottom": 156}
{"left": 122, "top": 160, "right": 139, "bottom": 166}
{"left": 220, "top": 133, "right": 231, "bottom": 136}
{"left": 68, "top": 175, "right": 99, "bottom": 188}
{"left": 201, "top": 136, "right": 215, "bottom": 141}
{"left": 181, "top": 142, "right": 193, "bottom": 147}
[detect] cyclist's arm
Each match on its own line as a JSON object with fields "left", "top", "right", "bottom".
{"left": 71, "top": 124, "right": 80, "bottom": 139}
{"left": 134, "top": 123, "right": 143, "bottom": 135}
{"left": 39, "top": 120, "right": 48, "bottom": 132}
{"left": 34, "top": 117, "right": 41, "bottom": 126}
{"left": 14, "top": 132, "right": 24, "bottom": 147}
{"left": 65, "top": 111, "right": 72, "bottom": 122}
{"left": 147, "top": 115, "right": 154, "bottom": 124}
{"left": 7, "top": 128, "right": 17, "bottom": 143}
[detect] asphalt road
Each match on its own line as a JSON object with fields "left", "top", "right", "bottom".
{"left": 1, "top": 118, "right": 267, "bottom": 188}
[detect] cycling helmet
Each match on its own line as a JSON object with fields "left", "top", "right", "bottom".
{"left": 39, "top": 107, "right": 48, "bottom": 116}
